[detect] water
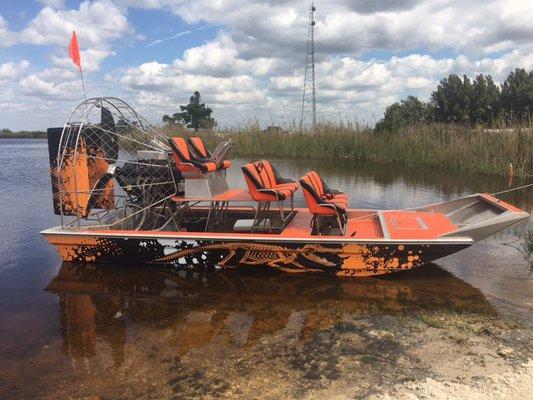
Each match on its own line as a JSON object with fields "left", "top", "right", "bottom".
{"left": 0, "top": 138, "right": 531, "bottom": 399}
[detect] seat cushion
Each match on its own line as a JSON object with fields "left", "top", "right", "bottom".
{"left": 315, "top": 203, "right": 344, "bottom": 216}
{"left": 221, "top": 159, "right": 232, "bottom": 169}
{"left": 254, "top": 187, "right": 293, "bottom": 202}
{"left": 300, "top": 171, "right": 349, "bottom": 216}
{"left": 188, "top": 137, "right": 209, "bottom": 158}
{"left": 203, "top": 162, "right": 217, "bottom": 172}
{"left": 273, "top": 182, "right": 299, "bottom": 193}
{"left": 326, "top": 198, "right": 347, "bottom": 209}
{"left": 244, "top": 161, "right": 297, "bottom": 202}
{"left": 323, "top": 192, "right": 348, "bottom": 202}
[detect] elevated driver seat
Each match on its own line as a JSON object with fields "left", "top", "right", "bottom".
{"left": 168, "top": 137, "right": 217, "bottom": 174}
{"left": 187, "top": 137, "right": 232, "bottom": 170}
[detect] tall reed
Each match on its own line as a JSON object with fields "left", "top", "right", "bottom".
{"left": 163, "top": 121, "right": 533, "bottom": 177}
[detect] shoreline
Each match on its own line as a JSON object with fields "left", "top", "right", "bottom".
{"left": 0, "top": 134, "right": 46, "bottom": 139}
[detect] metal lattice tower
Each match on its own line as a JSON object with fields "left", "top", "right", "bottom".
{"left": 300, "top": 3, "right": 316, "bottom": 131}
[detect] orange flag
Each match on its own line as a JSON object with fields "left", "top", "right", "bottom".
{"left": 68, "top": 31, "right": 82, "bottom": 71}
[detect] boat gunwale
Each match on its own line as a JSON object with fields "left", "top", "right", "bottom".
{"left": 40, "top": 226, "right": 475, "bottom": 245}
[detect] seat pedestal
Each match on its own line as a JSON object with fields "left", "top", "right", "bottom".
{"left": 183, "top": 170, "right": 229, "bottom": 198}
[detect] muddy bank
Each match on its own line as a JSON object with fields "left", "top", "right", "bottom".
{"left": 1, "top": 311, "right": 530, "bottom": 399}
{"left": 370, "top": 361, "right": 532, "bottom": 400}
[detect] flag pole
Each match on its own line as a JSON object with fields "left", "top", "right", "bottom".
{"left": 68, "top": 31, "right": 87, "bottom": 103}
{"left": 79, "top": 67, "right": 87, "bottom": 102}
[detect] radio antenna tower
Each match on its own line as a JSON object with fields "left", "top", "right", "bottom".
{"left": 300, "top": 2, "right": 316, "bottom": 131}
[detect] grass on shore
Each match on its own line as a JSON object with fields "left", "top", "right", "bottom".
{"left": 164, "top": 122, "right": 533, "bottom": 177}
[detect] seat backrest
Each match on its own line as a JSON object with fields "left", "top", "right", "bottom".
{"left": 169, "top": 137, "right": 192, "bottom": 162}
{"left": 306, "top": 171, "right": 325, "bottom": 197}
{"left": 188, "top": 137, "right": 210, "bottom": 158}
{"left": 242, "top": 162, "right": 266, "bottom": 199}
{"left": 250, "top": 160, "right": 276, "bottom": 188}
{"left": 299, "top": 172, "right": 325, "bottom": 214}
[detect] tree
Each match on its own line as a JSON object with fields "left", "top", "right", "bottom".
{"left": 431, "top": 74, "right": 473, "bottom": 123}
{"left": 171, "top": 91, "right": 216, "bottom": 131}
{"left": 162, "top": 114, "right": 177, "bottom": 125}
{"left": 500, "top": 68, "right": 533, "bottom": 121}
{"left": 470, "top": 74, "right": 500, "bottom": 124}
{"left": 375, "top": 96, "right": 432, "bottom": 133}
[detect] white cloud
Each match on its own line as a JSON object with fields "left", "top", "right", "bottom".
{"left": 50, "top": 48, "right": 114, "bottom": 73}
{"left": 0, "top": 0, "right": 134, "bottom": 117}
{"left": 36, "top": 0, "right": 66, "bottom": 8}
{"left": 152, "top": 0, "right": 533, "bottom": 58}
{"left": 19, "top": 68, "right": 80, "bottom": 100}
{"left": 115, "top": 43, "right": 533, "bottom": 127}
{"left": 115, "top": 0, "right": 163, "bottom": 8}
{"left": 0, "top": 60, "right": 31, "bottom": 81}
{"left": 1, "top": 1, "right": 132, "bottom": 57}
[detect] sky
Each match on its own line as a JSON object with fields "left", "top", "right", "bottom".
{"left": 0, "top": 0, "right": 532, "bottom": 131}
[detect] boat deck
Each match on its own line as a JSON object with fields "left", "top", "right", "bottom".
{"left": 168, "top": 188, "right": 460, "bottom": 240}
{"left": 346, "top": 210, "right": 458, "bottom": 240}
{"left": 71, "top": 192, "right": 529, "bottom": 243}
{"left": 87, "top": 207, "right": 460, "bottom": 241}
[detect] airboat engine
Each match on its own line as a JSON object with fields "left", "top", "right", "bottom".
{"left": 47, "top": 97, "right": 184, "bottom": 229}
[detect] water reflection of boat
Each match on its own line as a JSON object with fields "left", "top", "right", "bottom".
{"left": 46, "top": 263, "right": 496, "bottom": 366}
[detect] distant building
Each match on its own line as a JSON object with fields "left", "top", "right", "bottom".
{"left": 262, "top": 126, "right": 287, "bottom": 134}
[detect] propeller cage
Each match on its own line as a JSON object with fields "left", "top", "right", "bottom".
{"left": 50, "top": 97, "right": 180, "bottom": 229}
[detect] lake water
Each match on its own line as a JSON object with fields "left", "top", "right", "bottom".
{"left": 0, "top": 138, "right": 531, "bottom": 399}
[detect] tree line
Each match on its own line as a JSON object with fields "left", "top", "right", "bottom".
{"left": 0, "top": 128, "right": 47, "bottom": 138}
{"left": 375, "top": 68, "right": 533, "bottom": 133}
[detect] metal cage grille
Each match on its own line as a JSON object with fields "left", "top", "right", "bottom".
{"left": 54, "top": 97, "right": 178, "bottom": 230}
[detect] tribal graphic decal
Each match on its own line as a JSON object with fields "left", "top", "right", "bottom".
{"left": 154, "top": 242, "right": 341, "bottom": 273}
{"left": 154, "top": 241, "right": 433, "bottom": 276}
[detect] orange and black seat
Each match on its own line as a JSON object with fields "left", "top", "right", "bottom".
{"left": 169, "top": 137, "right": 217, "bottom": 174}
{"left": 187, "top": 137, "right": 232, "bottom": 170}
{"left": 242, "top": 160, "right": 298, "bottom": 230}
{"left": 242, "top": 160, "right": 298, "bottom": 202}
{"left": 299, "top": 171, "right": 347, "bottom": 234}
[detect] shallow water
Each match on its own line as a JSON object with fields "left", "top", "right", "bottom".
{"left": 0, "top": 138, "right": 531, "bottom": 399}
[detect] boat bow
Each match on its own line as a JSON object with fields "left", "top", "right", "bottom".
{"left": 416, "top": 193, "right": 529, "bottom": 242}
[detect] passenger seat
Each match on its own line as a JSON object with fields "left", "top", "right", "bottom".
{"left": 299, "top": 171, "right": 347, "bottom": 234}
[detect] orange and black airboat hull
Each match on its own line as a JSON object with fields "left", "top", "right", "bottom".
{"left": 42, "top": 192, "right": 531, "bottom": 277}
{"left": 42, "top": 228, "right": 472, "bottom": 277}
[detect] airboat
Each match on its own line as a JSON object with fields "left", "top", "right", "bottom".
{"left": 41, "top": 97, "right": 529, "bottom": 277}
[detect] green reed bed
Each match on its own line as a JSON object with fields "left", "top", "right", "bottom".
{"left": 163, "top": 122, "right": 533, "bottom": 177}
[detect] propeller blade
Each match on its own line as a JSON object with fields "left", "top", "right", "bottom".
{"left": 100, "top": 106, "right": 119, "bottom": 161}
{"left": 87, "top": 172, "right": 114, "bottom": 211}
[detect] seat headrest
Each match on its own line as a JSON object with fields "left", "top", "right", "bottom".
{"left": 242, "top": 163, "right": 264, "bottom": 189}
{"left": 168, "top": 137, "right": 191, "bottom": 161}
{"left": 300, "top": 173, "right": 323, "bottom": 203}
{"left": 188, "top": 137, "right": 208, "bottom": 157}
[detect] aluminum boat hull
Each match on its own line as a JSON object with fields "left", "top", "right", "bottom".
{"left": 41, "top": 228, "right": 473, "bottom": 277}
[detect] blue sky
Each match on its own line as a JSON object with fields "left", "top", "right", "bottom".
{"left": 0, "top": 0, "right": 531, "bottom": 130}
